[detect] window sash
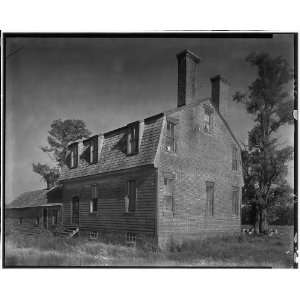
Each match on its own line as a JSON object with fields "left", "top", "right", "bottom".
{"left": 204, "top": 111, "right": 213, "bottom": 132}
{"left": 166, "top": 121, "right": 176, "bottom": 152}
{"left": 206, "top": 182, "right": 214, "bottom": 216}
{"left": 91, "top": 185, "right": 98, "bottom": 199}
{"left": 90, "top": 143, "right": 94, "bottom": 163}
{"left": 90, "top": 198, "right": 98, "bottom": 213}
{"left": 128, "top": 180, "right": 136, "bottom": 212}
{"left": 70, "top": 143, "right": 78, "bottom": 168}
{"left": 232, "top": 147, "right": 238, "bottom": 170}
{"left": 232, "top": 188, "right": 239, "bottom": 215}
{"left": 164, "top": 178, "right": 174, "bottom": 195}
{"left": 127, "top": 125, "right": 139, "bottom": 155}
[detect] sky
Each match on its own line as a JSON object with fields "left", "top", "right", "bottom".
{"left": 5, "top": 34, "right": 295, "bottom": 203}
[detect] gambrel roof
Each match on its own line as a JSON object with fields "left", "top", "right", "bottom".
{"left": 59, "top": 96, "right": 242, "bottom": 183}
{"left": 59, "top": 113, "right": 164, "bottom": 181}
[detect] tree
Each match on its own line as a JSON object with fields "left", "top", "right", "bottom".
{"left": 32, "top": 163, "right": 60, "bottom": 190}
{"left": 33, "top": 119, "right": 91, "bottom": 189}
{"left": 234, "top": 52, "right": 294, "bottom": 234}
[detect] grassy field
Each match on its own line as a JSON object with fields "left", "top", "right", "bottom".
{"left": 4, "top": 226, "right": 295, "bottom": 268}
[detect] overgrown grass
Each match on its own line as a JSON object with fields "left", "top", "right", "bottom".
{"left": 4, "top": 226, "right": 294, "bottom": 268}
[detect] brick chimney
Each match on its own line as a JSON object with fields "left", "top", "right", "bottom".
{"left": 210, "top": 75, "right": 230, "bottom": 120}
{"left": 177, "top": 49, "right": 201, "bottom": 107}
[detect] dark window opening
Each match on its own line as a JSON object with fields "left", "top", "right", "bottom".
{"left": 232, "top": 146, "right": 238, "bottom": 171}
{"left": 90, "top": 185, "right": 98, "bottom": 213}
{"left": 52, "top": 210, "right": 58, "bottom": 225}
{"left": 232, "top": 187, "right": 239, "bottom": 216}
{"left": 127, "top": 180, "right": 137, "bottom": 212}
{"left": 84, "top": 136, "right": 98, "bottom": 164}
{"left": 89, "top": 231, "right": 98, "bottom": 239}
{"left": 126, "top": 232, "right": 136, "bottom": 243}
{"left": 163, "top": 177, "right": 175, "bottom": 213}
{"left": 19, "top": 217, "right": 23, "bottom": 225}
{"left": 206, "top": 181, "right": 214, "bottom": 216}
{"left": 69, "top": 143, "right": 78, "bottom": 169}
{"left": 34, "top": 216, "right": 40, "bottom": 226}
{"left": 127, "top": 124, "right": 139, "bottom": 155}
{"left": 166, "top": 121, "right": 176, "bottom": 152}
{"left": 204, "top": 108, "right": 213, "bottom": 133}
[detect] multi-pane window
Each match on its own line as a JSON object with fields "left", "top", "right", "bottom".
{"left": 163, "top": 177, "right": 175, "bottom": 212}
{"left": 126, "top": 232, "right": 136, "bottom": 243}
{"left": 232, "top": 187, "right": 239, "bottom": 216}
{"left": 127, "top": 180, "right": 137, "bottom": 212}
{"left": 90, "top": 184, "right": 98, "bottom": 213}
{"left": 86, "top": 137, "right": 98, "bottom": 164}
{"left": 127, "top": 124, "right": 139, "bottom": 155}
{"left": 206, "top": 181, "right": 214, "bottom": 216}
{"left": 204, "top": 109, "right": 213, "bottom": 133}
{"left": 69, "top": 143, "right": 78, "bottom": 168}
{"left": 166, "top": 121, "right": 176, "bottom": 152}
{"left": 232, "top": 146, "right": 238, "bottom": 171}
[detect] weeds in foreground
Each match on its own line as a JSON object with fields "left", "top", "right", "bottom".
{"left": 4, "top": 226, "right": 294, "bottom": 267}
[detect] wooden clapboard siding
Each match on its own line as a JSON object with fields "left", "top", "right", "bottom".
{"left": 62, "top": 165, "right": 157, "bottom": 235}
{"left": 5, "top": 205, "right": 63, "bottom": 235}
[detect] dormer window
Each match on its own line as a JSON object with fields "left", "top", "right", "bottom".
{"left": 69, "top": 143, "right": 78, "bottom": 169}
{"left": 127, "top": 123, "right": 139, "bottom": 155}
{"left": 204, "top": 106, "right": 213, "bottom": 133}
{"left": 84, "top": 136, "right": 98, "bottom": 164}
{"left": 166, "top": 120, "right": 176, "bottom": 152}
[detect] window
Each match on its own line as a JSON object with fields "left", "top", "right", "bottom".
{"left": 163, "top": 177, "right": 175, "bottom": 212}
{"left": 34, "top": 216, "right": 40, "bottom": 226}
{"left": 90, "top": 185, "right": 98, "bottom": 213}
{"left": 127, "top": 180, "right": 136, "bottom": 212}
{"left": 232, "top": 146, "right": 238, "bottom": 171}
{"left": 206, "top": 181, "right": 214, "bottom": 216}
{"left": 69, "top": 143, "right": 78, "bottom": 168}
{"left": 84, "top": 137, "right": 98, "bottom": 164}
{"left": 127, "top": 124, "right": 139, "bottom": 155}
{"left": 166, "top": 121, "right": 176, "bottom": 152}
{"left": 52, "top": 210, "right": 58, "bottom": 225}
{"left": 19, "top": 217, "right": 23, "bottom": 225}
{"left": 89, "top": 231, "right": 98, "bottom": 239}
{"left": 126, "top": 232, "right": 136, "bottom": 243}
{"left": 232, "top": 187, "right": 239, "bottom": 216}
{"left": 204, "top": 108, "right": 213, "bottom": 133}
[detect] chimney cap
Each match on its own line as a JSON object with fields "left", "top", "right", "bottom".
{"left": 176, "top": 49, "right": 201, "bottom": 63}
{"left": 210, "top": 74, "right": 230, "bottom": 86}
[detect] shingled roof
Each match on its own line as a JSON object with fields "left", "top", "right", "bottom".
{"left": 59, "top": 113, "right": 164, "bottom": 181}
{"left": 7, "top": 186, "right": 63, "bottom": 209}
{"left": 59, "top": 94, "right": 242, "bottom": 182}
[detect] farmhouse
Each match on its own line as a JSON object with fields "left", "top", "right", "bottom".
{"left": 6, "top": 50, "right": 244, "bottom": 248}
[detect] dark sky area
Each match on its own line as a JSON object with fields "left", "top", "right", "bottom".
{"left": 5, "top": 34, "right": 295, "bottom": 203}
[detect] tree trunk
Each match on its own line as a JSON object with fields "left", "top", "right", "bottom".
{"left": 254, "top": 204, "right": 261, "bottom": 234}
{"left": 259, "top": 208, "right": 268, "bottom": 234}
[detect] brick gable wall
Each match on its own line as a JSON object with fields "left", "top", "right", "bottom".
{"left": 157, "top": 99, "right": 243, "bottom": 248}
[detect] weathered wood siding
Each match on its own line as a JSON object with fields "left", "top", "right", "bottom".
{"left": 5, "top": 206, "right": 63, "bottom": 234}
{"left": 157, "top": 100, "right": 244, "bottom": 248}
{"left": 62, "top": 166, "right": 157, "bottom": 238}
